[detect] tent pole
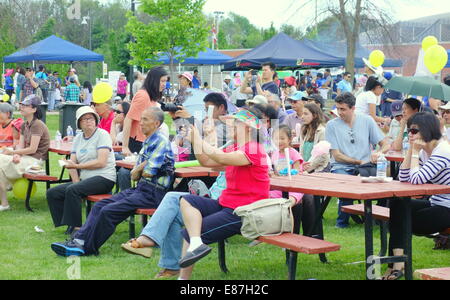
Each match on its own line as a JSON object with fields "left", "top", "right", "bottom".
{"left": 220, "top": 68, "right": 223, "bottom": 92}
{"left": 1, "top": 63, "right": 4, "bottom": 89}
{"left": 210, "top": 65, "right": 213, "bottom": 90}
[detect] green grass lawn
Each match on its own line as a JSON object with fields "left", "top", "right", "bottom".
{"left": 0, "top": 114, "right": 448, "bottom": 280}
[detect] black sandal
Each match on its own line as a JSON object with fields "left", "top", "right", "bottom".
{"left": 382, "top": 269, "right": 404, "bottom": 280}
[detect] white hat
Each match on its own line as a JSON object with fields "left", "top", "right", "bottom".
{"left": 224, "top": 75, "right": 232, "bottom": 81}
{"left": 76, "top": 106, "right": 100, "bottom": 129}
{"left": 440, "top": 102, "right": 450, "bottom": 110}
{"left": 363, "top": 58, "right": 384, "bottom": 74}
{"left": 246, "top": 95, "right": 268, "bottom": 106}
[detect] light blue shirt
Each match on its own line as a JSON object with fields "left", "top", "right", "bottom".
{"left": 337, "top": 80, "right": 352, "bottom": 93}
{"left": 326, "top": 113, "right": 385, "bottom": 165}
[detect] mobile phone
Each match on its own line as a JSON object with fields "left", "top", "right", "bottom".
{"left": 251, "top": 70, "right": 258, "bottom": 76}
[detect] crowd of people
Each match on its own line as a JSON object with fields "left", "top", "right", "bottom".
{"left": 1, "top": 59, "right": 450, "bottom": 281}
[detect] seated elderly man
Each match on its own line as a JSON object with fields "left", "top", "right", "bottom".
{"left": 50, "top": 107, "right": 174, "bottom": 257}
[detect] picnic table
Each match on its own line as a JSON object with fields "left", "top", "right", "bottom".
{"left": 49, "top": 140, "right": 122, "bottom": 156}
{"left": 385, "top": 151, "right": 405, "bottom": 178}
{"left": 269, "top": 172, "right": 450, "bottom": 280}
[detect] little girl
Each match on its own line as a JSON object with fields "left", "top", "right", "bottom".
{"left": 269, "top": 125, "right": 304, "bottom": 204}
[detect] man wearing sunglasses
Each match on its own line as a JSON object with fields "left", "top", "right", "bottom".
{"left": 326, "top": 92, "right": 391, "bottom": 229}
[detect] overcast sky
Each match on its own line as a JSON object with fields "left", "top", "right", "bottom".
{"left": 202, "top": 0, "right": 449, "bottom": 29}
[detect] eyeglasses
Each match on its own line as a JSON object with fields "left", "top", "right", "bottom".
{"left": 349, "top": 130, "right": 355, "bottom": 144}
{"left": 408, "top": 128, "right": 420, "bottom": 135}
{"left": 80, "top": 117, "right": 96, "bottom": 122}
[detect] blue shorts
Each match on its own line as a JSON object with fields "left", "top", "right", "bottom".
{"left": 181, "top": 195, "right": 242, "bottom": 245}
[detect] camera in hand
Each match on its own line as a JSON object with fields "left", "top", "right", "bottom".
{"left": 160, "top": 102, "right": 182, "bottom": 113}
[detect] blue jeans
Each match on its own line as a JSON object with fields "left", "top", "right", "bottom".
{"left": 331, "top": 163, "right": 359, "bottom": 228}
{"left": 117, "top": 167, "right": 132, "bottom": 191}
{"left": 140, "top": 192, "right": 188, "bottom": 271}
{"left": 48, "top": 90, "right": 56, "bottom": 111}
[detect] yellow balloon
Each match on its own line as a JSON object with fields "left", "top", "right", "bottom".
{"left": 12, "top": 178, "right": 37, "bottom": 200}
{"left": 92, "top": 82, "right": 113, "bottom": 104}
{"left": 2, "top": 94, "right": 10, "bottom": 102}
{"left": 369, "top": 50, "right": 385, "bottom": 68}
{"left": 424, "top": 45, "right": 449, "bottom": 74}
{"left": 422, "top": 36, "right": 438, "bottom": 52}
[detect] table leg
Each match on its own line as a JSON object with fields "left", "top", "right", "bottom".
{"left": 403, "top": 197, "right": 413, "bottom": 280}
{"left": 364, "top": 201, "right": 374, "bottom": 280}
{"left": 390, "top": 161, "right": 397, "bottom": 180}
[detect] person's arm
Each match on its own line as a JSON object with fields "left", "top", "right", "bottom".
{"left": 29, "top": 77, "right": 39, "bottom": 89}
{"left": 331, "top": 149, "right": 363, "bottom": 165}
{"left": 9, "top": 135, "right": 41, "bottom": 156}
{"left": 65, "top": 148, "right": 110, "bottom": 170}
{"left": 12, "top": 127, "right": 20, "bottom": 149}
{"left": 240, "top": 71, "right": 254, "bottom": 95}
{"left": 131, "top": 160, "right": 147, "bottom": 181}
{"left": 121, "top": 116, "right": 133, "bottom": 156}
{"left": 368, "top": 103, "right": 390, "bottom": 124}
{"left": 370, "top": 137, "right": 391, "bottom": 163}
{"left": 67, "top": 153, "right": 80, "bottom": 183}
{"left": 391, "top": 118, "right": 407, "bottom": 151}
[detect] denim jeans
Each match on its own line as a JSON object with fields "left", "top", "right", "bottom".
{"left": 331, "top": 163, "right": 360, "bottom": 228}
{"left": 140, "top": 192, "right": 188, "bottom": 271}
{"left": 48, "top": 90, "right": 56, "bottom": 111}
{"left": 117, "top": 167, "right": 132, "bottom": 191}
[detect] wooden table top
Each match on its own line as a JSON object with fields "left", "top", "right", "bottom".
{"left": 269, "top": 172, "right": 450, "bottom": 200}
{"left": 49, "top": 140, "right": 122, "bottom": 155}
{"left": 385, "top": 151, "right": 404, "bottom": 163}
{"left": 116, "top": 161, "right": 221, "bottom": 178}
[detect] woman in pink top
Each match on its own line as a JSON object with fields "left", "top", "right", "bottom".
{"left": 176, "top": 108, "right": 276, "bottom": 279}
{"left": 117, "top": 74, "right": 128, "bottom": 100}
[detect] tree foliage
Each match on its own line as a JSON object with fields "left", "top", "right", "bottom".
{"left": 126, "top": 0, "right": 210, "bottom": 78}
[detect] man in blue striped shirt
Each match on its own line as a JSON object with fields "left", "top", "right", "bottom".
{"left": 51, "top": 107, "right": 175, "bottom": 257}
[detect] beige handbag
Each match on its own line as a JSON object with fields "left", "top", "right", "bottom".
{"left": 233, "top": 198, "right": 294, "bottom": 240}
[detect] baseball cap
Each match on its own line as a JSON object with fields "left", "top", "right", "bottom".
{"left": 307, "top": 94, "right": 325, "bottom": 108}
{"left": 178, "top": 72, "right": 193, "bottom": 82}
{"left": 284, "top": 76, "right": 296, "bottom": 87}
{"left": 20, "top": 94, "right": 41, "bottom": 107}
{"left": 383, "top": 72, "right": 393, "bottom": 81}
{"left": 246, "top": 95, "right": 268, "bottom": 106}
{"left": 391, "top": 100, "right": 403, "bottom": 117}
{"left": 288, "top": 91, "right": 308, "bottom": 101}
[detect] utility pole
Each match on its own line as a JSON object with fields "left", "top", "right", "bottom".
{"left": 129, "top": 0, "right": 137, "bottom": 100}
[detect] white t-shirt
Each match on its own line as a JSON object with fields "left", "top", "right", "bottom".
{"left": 355, "top": 91, "right": 377, "bottom": 116}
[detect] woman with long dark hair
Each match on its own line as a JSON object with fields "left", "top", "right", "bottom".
{"left": 121, "top": 66, "right": 168, "bottom": 156}
{"left": 383, "top": 112, "right": 450, "bottom": 280}
{"left": 355, "top": 77, "right": 389, "bottom": 125}
{"left": 81, "top": 81, "right": 93, "bottom": 106}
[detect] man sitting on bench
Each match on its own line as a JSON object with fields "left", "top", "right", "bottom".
{"left": 50, "top": 107, "right": 174, "bottom": 257}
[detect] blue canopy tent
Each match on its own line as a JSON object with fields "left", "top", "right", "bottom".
{"left": 302, "top": 39, "right": 403, "bottom": 68}
{"left": 222, "top": 33, "right": 343, "bottom": 71}
{"left": 3, "top": 35, "right": 104, "bottom": 64}
{"left": 147, "top": 47, "right": 232, "bottom": 65}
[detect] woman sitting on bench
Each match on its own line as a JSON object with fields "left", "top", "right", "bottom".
{"left": 46, "top": 106, "right": 116, "bottom": 235}
{"left": 0, "top": 95, "right": 49, "bottom": 212}
{"left": 384, "top": 112, "right": 450, "bottom": 280}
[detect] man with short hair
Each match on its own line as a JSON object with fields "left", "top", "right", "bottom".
{"left": 240, "top": 62, "right": 280, "bottom": 97}
{"left": 21, "top": 68, "right": 39, "bottom": 101}
{"left": 50, "top": 107, "right": 174, "bottom": 257}
{"left": 222, "top": 75, "right": 232, "bottom": 98}
{"left": 192, "top": 70, "right": 201, "bottom": 89}
{"left": 326, "top": 92, "right": 390, "bottom": 228}
{"left": 64, "top": 77, "right": 80, "bottom": 103}
{"left": 336, "top": 72, "right": 353, "bottom": 96}
{"left": 283, "top": 91, "right": 307, "bottom": 131}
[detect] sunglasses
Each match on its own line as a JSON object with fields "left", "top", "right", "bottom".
{"left": 114, "top": 110, "right": 124, "bottom": 114}
{"left": 442, "top": 110, "right": 450, "bottom": 115}
{"left": 408, "top": 128, "right": 420, "bottom": 135}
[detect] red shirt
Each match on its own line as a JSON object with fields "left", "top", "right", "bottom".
{"left": 98, "top": 110, "right": 115, "bottom": 133}
{"left": 219, "top": 141, "right": 270, "bottom": 210}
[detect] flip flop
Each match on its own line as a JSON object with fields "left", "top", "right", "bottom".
{"left": 382, "top": 269, "right": 404, "bottom": 280}
{"left": 121, "top": 239, "right": 153, "bottom": 258}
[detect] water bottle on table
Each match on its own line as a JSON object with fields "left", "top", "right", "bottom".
{"left": 55, "top": 130, "right": 62, "bottom": 148}
{"left": 376, "top": 153, "right": 388, "bottom": 179}
{"left": 402, "top": 137, "right": 410, "bottom": 156}
{"left": 66, "top": 125, "right": 74, "bottom": 142}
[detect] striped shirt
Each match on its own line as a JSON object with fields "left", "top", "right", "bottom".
{"left": 399, "top": 140, "right": 450, "bottom": 208}
{"left": 138, "top": 131, "right": 174, "bottom": 189}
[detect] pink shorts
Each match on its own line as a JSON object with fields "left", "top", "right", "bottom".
{"left": 269, "top": 190, "right": 304, "bottom": 204}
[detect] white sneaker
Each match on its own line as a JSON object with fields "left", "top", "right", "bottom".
{"left": 0, "top": 205, "right": 10, "bottom": 211}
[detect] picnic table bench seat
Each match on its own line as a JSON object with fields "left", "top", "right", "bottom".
{"left": 414, "top": 267, "right": 450, "bottom": 280}
{"left": 22, "top": 172, "right": 59, "bottom": 212}
{"left": 218, "top": 233, "right": 341, "bottom": 280}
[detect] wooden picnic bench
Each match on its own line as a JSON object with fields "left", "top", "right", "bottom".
{"left": 217, "top": 233, "right": 340, "bottom": 280}
{"left": 414, "top": 268, "right": 450, "bottom": 280}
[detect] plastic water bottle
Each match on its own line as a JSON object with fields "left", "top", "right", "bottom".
{"left": 402, "top": 137, "right": 410, "bottom": 156}
{"left": 66, "top": 125, "right": 74, "bottom": 142}
{"left": 376, "top": 153, "right": 388, "bottom": 179}
{"left": 55, "top": 130, "right": 62, "bottom": 148}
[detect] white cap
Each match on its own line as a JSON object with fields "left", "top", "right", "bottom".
{"left": 440, "top": 102, "right": 450, "bottom": 110}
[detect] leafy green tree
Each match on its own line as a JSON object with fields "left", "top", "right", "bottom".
{"left": 126, "top": 0, "right": 210, "bottom": 78}
{"left": 33, "top": 17, "right": 56, "bottom": 42}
